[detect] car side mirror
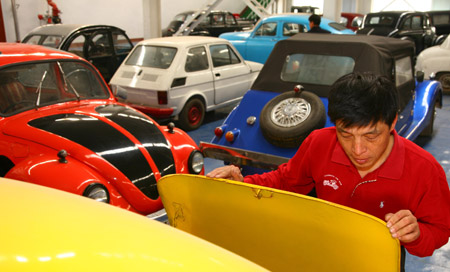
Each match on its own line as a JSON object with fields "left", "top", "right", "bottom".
{"left": 416, "top": 71, "right": 424, "bottom": 82}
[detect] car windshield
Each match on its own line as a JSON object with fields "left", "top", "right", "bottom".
{"left": 0, "top": 60, "right": 109, "bottom": 116}
{"left": 23, "top": 35, "right": 63, "bottom": 48}
{"left": 281, "top": 53, "right": 355, "bottom": 85}
{"left": 125, "top": 45, "right": 177, "bottom": 69}
{"left": 365, "top": 15, "right": 396, "bottom": 27}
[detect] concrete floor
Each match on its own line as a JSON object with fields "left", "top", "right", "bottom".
{"left": 185, "top": 94, "right": 450, "bottom": 271}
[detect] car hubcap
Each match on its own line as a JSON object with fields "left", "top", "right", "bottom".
{"left": 188, "top": 106, "right": 201, "bottom": 125}
{"left": 271, "top": 97, "right": 311, "bottom": 127}
{"left": 441, "top": 74, "right": 450, "bottom": 89}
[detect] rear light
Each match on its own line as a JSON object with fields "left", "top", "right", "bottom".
{"left": 225, "top": 129, "right": 240, "bottom": 143}
{"left": 214, "top": 124, "right": 227, "bottom": 138}
{"left": 157, "top": 91, "right": 168, "bottom": 105}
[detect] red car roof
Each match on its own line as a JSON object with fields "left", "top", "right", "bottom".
{"left": 0, "top": 42, "right": 83, "bottom": 66}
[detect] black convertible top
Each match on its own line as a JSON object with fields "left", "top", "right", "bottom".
{"left": 252, "top": 33, "right": 415, "bottom": 99}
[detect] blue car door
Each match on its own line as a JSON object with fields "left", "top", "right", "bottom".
{"left": 246, "top": 21, "right": 281, "bottom": 64}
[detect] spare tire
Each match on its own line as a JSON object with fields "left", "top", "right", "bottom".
{"left": 260, "top": 90, "right": 326, "bottom": 148}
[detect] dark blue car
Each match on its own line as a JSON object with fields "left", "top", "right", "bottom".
{"left": 200, "top": 34, "right": 443, "bottom": 175}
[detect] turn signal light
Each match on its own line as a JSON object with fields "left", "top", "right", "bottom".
{"left": 225, "top": 129, "right": 240, "bottom": 143}
{"left": 157, "top": 91, "right": 168, "bottom": 105}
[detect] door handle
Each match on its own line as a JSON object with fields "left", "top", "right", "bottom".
{"left": 215, "top": 73, "right": 221, "bottom": 77}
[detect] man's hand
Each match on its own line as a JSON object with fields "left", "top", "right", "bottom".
{"left": 385, "top": 210, "right": 420, "bottom": 243}
{"left": 206, "top": 165, "right": 244, "bottom": 182}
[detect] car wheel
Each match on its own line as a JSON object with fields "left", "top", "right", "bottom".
{"left": 420, "top": 101, "right": 436, "bottom": 137}
{"left": 178, "top": 98, "right": 205, "bottom": 131}
{"left": 260, "top": 91, "right": 326, "bottom": 148}
{"left": 437, "top": 72, "right": 450, "bottom": 94}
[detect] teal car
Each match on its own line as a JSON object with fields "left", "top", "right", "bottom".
{"left": 219, "top": 13, "right": 355, "bottom": 64}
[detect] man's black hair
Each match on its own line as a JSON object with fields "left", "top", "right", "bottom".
{"left": 309, "top": 14, "right": 321, "bottom": 26}
{"left": 328, "top": 72, "right": 399, "bottom": 128}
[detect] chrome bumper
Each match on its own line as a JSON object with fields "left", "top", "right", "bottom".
{"left": 200, "top": 141, "right": 289, "bottom": 170}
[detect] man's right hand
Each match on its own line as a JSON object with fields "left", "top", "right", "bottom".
{"left": 206, "top": 165, "right": 244, "bottom": 182}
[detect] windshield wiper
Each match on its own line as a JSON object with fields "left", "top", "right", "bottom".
{"left": 35, "top": 70, "right": 47, "bottom": 108}
{"left": 57, "top": 62, "right": 80, "bottom": 101}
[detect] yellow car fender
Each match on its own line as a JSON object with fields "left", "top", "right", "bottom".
{"left": 0, "top": 178, "right": 266, "bottom": 271}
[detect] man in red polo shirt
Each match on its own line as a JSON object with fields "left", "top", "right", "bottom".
{"left": 207, "top": 72, "right": 450, "bottom": 261}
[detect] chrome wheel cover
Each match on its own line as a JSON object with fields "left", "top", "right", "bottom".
{"left": 270, "top": 97, "right": 311, "bottom": 128}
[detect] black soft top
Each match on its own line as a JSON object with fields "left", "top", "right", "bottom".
{"left": 251, "top": 33, "right": 415, "bottom": 98}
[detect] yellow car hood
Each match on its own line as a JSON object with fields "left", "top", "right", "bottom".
{"left": 158, "top": 174, "right": 401, "bottom": 272}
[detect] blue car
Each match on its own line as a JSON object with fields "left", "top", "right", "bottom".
{"left": 219, "top": 13, "right": 355, "bottom": 64}
{"left": 200, "top": 33, "right": 443, "bottom": 175}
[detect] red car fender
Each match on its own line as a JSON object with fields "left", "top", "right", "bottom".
{"left": 5, "top": 153, "right": 137, "bottom": 212}
{"left": 162, "top": 126, "right": 204, "bottom": 175}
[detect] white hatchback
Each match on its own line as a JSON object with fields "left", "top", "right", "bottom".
{"left": 110, "top": 36, "right": 263, "bottom": 130}
{"left": 415, "top": 35, "right": 450, "bottom": 93}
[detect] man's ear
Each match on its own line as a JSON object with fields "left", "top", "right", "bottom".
{"left": 390, "top": 114, "right": 398, "bottom": 132}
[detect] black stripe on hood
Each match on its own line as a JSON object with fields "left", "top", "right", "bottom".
{"left": 28, "top": 108, "right": 173, "bottom": 200}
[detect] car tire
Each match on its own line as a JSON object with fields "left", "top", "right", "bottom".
{"left": 436, "top": 72, "right": 450, "bottom": 94}
{"left": 260, "top": 90, "right": 326, "bottom": 148}
{"left": 178, "top": 98, "right": 205, "bottom": 131}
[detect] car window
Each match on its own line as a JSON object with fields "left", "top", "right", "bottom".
{"left": 210, "top": 44, "right": 241, "bottom": 67}
{"left": 255, "top": 22, "right": 277, "bottom": 36}
{"left": 212, "top": 14, "right": 224, "bottom": 25}
{"left": 185, "top": 46, "right": 209, "bottom": 72}
{"left": 367, "top": 15, "right": 395, "bottom": 26}
{"left": 226, "top": 14, "right": 236, "bottom": 25}
{"left": 283, "top": 23, "right": 306, "bottom": 36}
{"left": 281, "top": 54, "right": 355, "bottom": 85}
{"left": 395, "top": 57, "right": 413, "bottom": 87}
{"left": 125, "top": 45, "right": 177, "bottom": 69}
{"left": 68, "top": 35, "right": 85, "bottom": 57}
{"left": 0, "top": 61, "right": 109, "bottom": 116}
{"left": 24, "top": 35, "right": 62, "bottom": 48}
{"left": 88, "top": 32, "right": 112, "bottom": 57}
{"left": 431, "top": 14, "right": 450, "bottom": 25}
{"left": 401, "top": 16, "right": 422, "bottom": 30}
{"left": 112, "top": 32, "right": 133, "bottom": 54}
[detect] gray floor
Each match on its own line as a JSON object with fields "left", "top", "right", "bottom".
{"left": 185, "top": 95, "right": 450, "bottom": 272}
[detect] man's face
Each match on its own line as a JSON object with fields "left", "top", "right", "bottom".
{"left": 336, "top": 119, "right": 396, "bottom": 175}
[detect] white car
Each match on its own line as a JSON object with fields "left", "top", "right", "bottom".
{"left": 415, "top": 35, "right": 450, "bottom": 93}
{"left": 110, "top": 36, "right": 263, "bottom": 130}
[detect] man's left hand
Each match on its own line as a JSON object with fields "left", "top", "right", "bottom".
{"left": 385, "top": 210, "right": 420, "bottom": 243}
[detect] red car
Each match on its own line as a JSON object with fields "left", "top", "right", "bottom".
{"left": 0, "top": 43, "right": 204, "bottom": 217}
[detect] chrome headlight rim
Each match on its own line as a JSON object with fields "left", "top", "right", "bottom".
{"left": 188, "top": 150, "right": 204, "bottom": 174}
{"left": 83, "top": 183, "right": 110, "bottom": 203}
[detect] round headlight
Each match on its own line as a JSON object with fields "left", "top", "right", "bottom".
{"left": 83, "top": 183, "right": 110, "bottom": 203}
{"left": 188, "top": 150, "right": 204, "bottom": 174}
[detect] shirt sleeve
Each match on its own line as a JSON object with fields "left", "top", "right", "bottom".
{"left": 403, "top": 162, "right": 450, "bottom": 257}
{"left": 243, "top": 131, "right": 316, "bottom": 194}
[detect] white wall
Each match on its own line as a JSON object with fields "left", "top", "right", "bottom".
{"left": 1, "top": 0, "right": 246, "bottom": 42}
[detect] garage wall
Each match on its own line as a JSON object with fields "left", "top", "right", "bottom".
{"left": 0, "top": 0, "right": 246, "bottom": 42}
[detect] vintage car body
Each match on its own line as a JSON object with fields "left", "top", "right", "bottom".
{"left": 340, "top": 12, "right": 364, "bottom": 31}
{"left": 0, "top": 43, "right": 203, "bottom": 217}
{"left": 356, "top": 11, "right": 436, "bottom": 54}
{"left": 22, "top": 24, "right": 134, "bottom": 82}
{"left": 0, "top": 178, "right": 266, "bottom": 271}
{"left": 158, "top": 174, "right": 401, "bottom": 272}
{"left": 200, "top": 34, "right": 442, "bottom": 175}
{"left": 162, "top": 10, "right": 254, "bottom": 37}
{"left": 416, "top": 35, "right": 450, "bottom": 93}
{"left": 109, "top": 36, "right": 263, "bottom": 131}
{"left": 219, "top": 13, "right": 355, "bottom": 64}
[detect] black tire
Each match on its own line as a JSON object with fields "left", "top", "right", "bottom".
{"left": 436, "top": 72, "right": 450, "bottom": 94}
{"left": 178, "top": 98, "right": 205, "bottom": 131}
{"left": 260, "top": 91, "right": 326, "bottom": 148}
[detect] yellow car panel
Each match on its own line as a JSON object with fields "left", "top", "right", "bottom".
{"left": 158, "top": 174, "right": 401, "bottom": 272}
{"left": 0, "top": 178, "right": 267, "bottom": 271}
